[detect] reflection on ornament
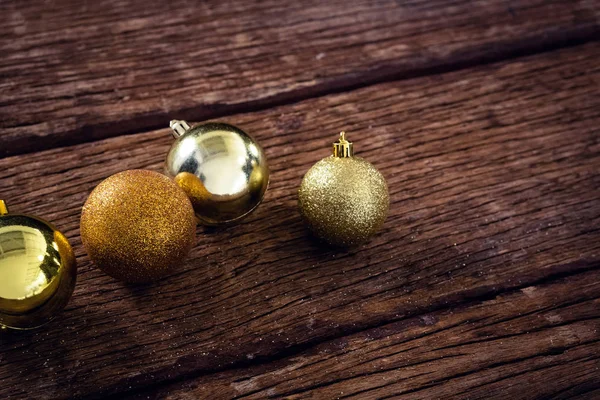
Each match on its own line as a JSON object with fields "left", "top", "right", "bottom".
{"left": 0, "top": 200, "right": 77, "bottom": 330}
{"left": 166, "top": 120, "right": 269, "bottom": 225}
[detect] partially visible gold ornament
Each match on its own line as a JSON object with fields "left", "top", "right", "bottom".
{"left": 298, "top": 133, "right": 389, "bottom": 247}
{"left": 80, "top": 170, "right": 196, "bottom": 283}
{"left": 0, "top": 200, "right": 77, "bottom": 330}
{"left": 165, "top": 120, "right": 269, "bottom": 226}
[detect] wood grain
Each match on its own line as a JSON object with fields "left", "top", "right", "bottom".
{"left": 133, "top": 269, "right": 600, "bottom": 399}
{"left": 0, "top": 41, "right": 599, "bottom": 399}
{"left": 1, "top": 0, "right": 599, "bottom": 157}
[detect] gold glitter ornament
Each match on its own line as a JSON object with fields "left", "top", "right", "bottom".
{"left": 166, "top": 120, "right": 269, "bottom": 225}
{"left": 298, "top": 133, "right": 389, "bottom": 247}
{"left": 81, "top": 170, "right": 196, "bottom": 283}
{"left": 0, "top": 200, "right": 77, "bottom": 330}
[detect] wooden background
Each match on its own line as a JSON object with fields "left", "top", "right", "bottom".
{"left": 1, "top": 0, "right": 600, "bottom": 399}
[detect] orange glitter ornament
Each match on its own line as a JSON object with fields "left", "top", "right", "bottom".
{"left": 81, "top": 170, "right": 196, "bottom": 283}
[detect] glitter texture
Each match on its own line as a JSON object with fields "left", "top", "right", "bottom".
{"left": 298, "top": 156, "right": 389, "bottom": 247}
{"left": 81, "top": 170, "right": 196, "bottom": 283}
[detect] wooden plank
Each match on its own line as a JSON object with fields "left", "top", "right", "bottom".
{"left": 0, "top": 42, "right": 599, "bottom": 399}
{"left": 131, "top": 269, "right": 600, "bottom": 399}
{"left": 1, "top": 0, "right": 599, "bottom": 157}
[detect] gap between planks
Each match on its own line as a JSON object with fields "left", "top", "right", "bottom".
{"left": 3, "top": 30, "right": 599, "bottom": 161}
{"left": 1, "top": 0, "right": 600, "bottom": 158}
{"left": 108, "top": 262, "right": 600, "bottom": 400}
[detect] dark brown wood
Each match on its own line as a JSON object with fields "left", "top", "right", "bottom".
{"left": 131, "top": 269, "right": 600, "bottom": 399}
{"left": 1, "top": 0, "right": 599, "bottom": 157}
{"left": 0, "top": 41, "right": 599, "bottom": 399}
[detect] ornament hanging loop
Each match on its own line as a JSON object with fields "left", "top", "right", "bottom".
{"left": 333, "top": 132, "right": 353, "bottom": 158}
{"left": 170, "top": 120, "right": 191, "bottom": 138}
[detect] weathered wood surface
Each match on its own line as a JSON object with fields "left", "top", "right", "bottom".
{"left": 1, "top": 0, "right": 599, "bottom": 157}
{"left": 136, "top": 269, "right": 600, "bottom": 399}
{"left": 0, "top": 40, "right": 599, "bottom": 399}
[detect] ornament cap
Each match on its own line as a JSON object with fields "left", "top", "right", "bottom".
{"left": 170, "top": 120, "right": 191, "bottom": 138}
{"left": 0, "top": 200, "right": 8, "bottom": 215}
{"left": 332, "top": 132, "right": 354, "bottom": 158}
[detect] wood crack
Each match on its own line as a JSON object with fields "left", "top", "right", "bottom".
{"left": 1, "top": 21, "right": 599, "bottom": 158}
{"left": 94, "top": 261, "right": 600, "bottom": 400}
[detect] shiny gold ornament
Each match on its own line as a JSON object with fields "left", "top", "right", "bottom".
{"left": 166, "top": 120, "right": 269, "bottom": 225}
{"left": 0, "top": 200, "right": 77, "bottom": 330}
{"left": 80, "top": 170, "right": 196, "bottom": 283}
{"left": 298, "top": 133, "right": 389, "bottom": 247}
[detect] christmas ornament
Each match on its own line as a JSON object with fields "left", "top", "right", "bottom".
{"left": 298, "top": 132, "right": 389, "bottom": 247}
{"left": 0, "top": 200, "right": 77, "bottom": 330}
{"left": 81, "top": 170, "right": 196, "bottom": 283}
{"left": 166, "top": 120, "right": 269, "bottom": 225}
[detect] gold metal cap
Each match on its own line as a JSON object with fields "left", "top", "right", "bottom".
{"left": 0, "top": 200, "right": 8, "bottom": 216}
{"left": 332, "top": 132, "right": 353, "bottom": 158}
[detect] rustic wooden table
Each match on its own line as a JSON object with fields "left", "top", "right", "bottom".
{"left": 1, "top": 1, "right": 600, "bottom": 399}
